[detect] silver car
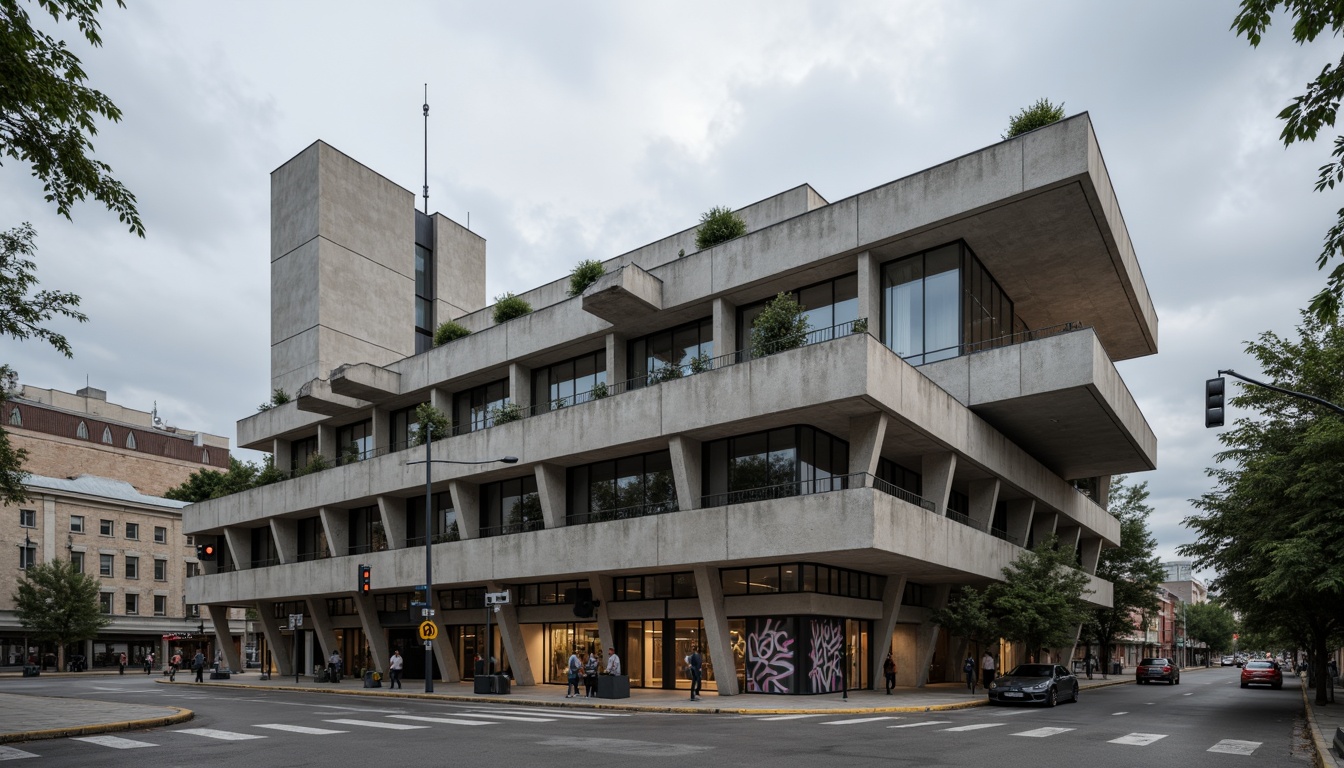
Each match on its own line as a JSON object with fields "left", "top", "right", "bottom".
{"left": 987, "top": 663, "right": 1080, "bottom": 707}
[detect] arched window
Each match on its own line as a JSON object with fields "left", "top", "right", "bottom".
{"left": 101, "top": 426, "right": 113, "bottom": 444}
{"left": 201, "top": 448, "right": 210, "bottom": 463}
{"left": 7, "top": 407, "right": 19, "bottom": 427}
{"left": 125, "top": 432, "right": 137, "bottom": 450}
{"left": 76, "top": 421, "right": 89, "bottom": 439}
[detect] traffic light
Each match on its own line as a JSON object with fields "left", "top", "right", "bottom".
{"left": 358, "top": 564, "right": 371, "bottom": 594}
{"left": 1205, "top": 377, "right": 1225, "bottom": 428}
{"left": 196, "top": 542, "right": 216, "bottom": 560}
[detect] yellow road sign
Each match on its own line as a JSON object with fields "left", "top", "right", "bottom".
{"left": 419, "top": 621, "right": 438, "bottom": 641}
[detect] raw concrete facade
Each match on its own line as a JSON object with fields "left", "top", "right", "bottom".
{"left": 187, "top": 113, "right": 1157, "bottom": 695}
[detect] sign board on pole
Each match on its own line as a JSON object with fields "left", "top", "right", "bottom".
{"left": 484, "top": 590, "right": 511, "bottom": 606}
{"left": 419, "top": 621, "right": 439, "bottom": 641}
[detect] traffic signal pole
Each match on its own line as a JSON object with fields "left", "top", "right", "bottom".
{"left": 1214, "top": 369, "right": 1344, "bottom": 419}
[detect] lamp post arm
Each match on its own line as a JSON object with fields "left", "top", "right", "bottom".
{"left": 1219, "top": 369, "right": 1344, "bottom": 417}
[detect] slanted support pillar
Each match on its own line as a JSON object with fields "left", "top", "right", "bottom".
{"left": 713, "top": 297, "right": 738, "bottom": 359}
{"left": 1056, "top": 525, "right": 1081, "bottom": 553}
{"left": 871, "top": 573, "right": 907, "bottom": 689}
{"left": 222, "top": 527, "right": 250, "bottom": 570}
{"left": 488, "top": 580, "right": 535, "bottom": 685}
{"left": 353, "top": 592, "right": 390, "bottom": 674}
{"left": 693, "top": 565, "right": 739, "bottom": 695}
{"left": 1079, "top": 537, "right": 1103, "bottom": 575}
{"left": 914, "top": 584, "right": 952, "bottom": 687}
{"left": 450, "top": 481, "right": 481, "bottom": 540}
{"left": 377, "top": 495, "right": 406, "bottom": 550}
{"left": 207, "top": 604, "right": 240, "bottom": 671}
{"left": 255, "top": 601, "right": 292, "bottom": 677}
{"left": 968, "top": 478, "right": 1000, "bottom": 531}
{"left": 535, "top": 464, "right": 567, "bottom": 529}
{"left": 921, "top": 452, "right": 957, "bottom": 515}
{"left": 509, "top": 363, "right": 532, "bottom": 413}
{"left": 848, "top": 412, "right": 889, "bottom": 478}
{"left": 1031, "top": 511, "right": 1058, "bottom": 547}
{"left": 319, "top": 507, "right": 349, "bottom": 558}
{"left": 669, "top": 436, "right": 702, "bottom": 511}
{"left": 589, "top": 574, "right": 616, "bottom": 661}
{"left": 1005, "top": 499, "right": 1035, "bottom": 548}
{"left": 304, "top": 597, "right": 341, "bottom": 667}
{"left": 431, "top": 628, "right": 462, "bottom": 683}
{"left": 270, "top": 518, "right": 297, "bottom": 564}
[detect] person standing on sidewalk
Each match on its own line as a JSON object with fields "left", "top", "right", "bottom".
{"left": 388, "top": 650, "right": 403, "bottom": 689}
{"left": 583, "top": 652, "right": 598, "bottom": 697}
{"left": 565, "top": 648, "right": 581, "bottom": 697}
{"left": 144, "top": 652, "right": 153, "bottom": 675}
{"left": 118, "top": 652, "right": 127, "bottom": 675}
{"left": 688, "top": 646, "right": 704, "bottom": 701}
{"left": 963, "top": 655, "right": 976, "bottom": 693}
{"left": 192, "top": 650, "right": 206, "bottom": 683}
{"left": 981, "top": 651, "right": 996, "bottom": 688}
{"left": 883, "top": 653, "right": 897, "bottom": 694}
{"left": 605, "top": 647, "right": 621, "bottom": 676}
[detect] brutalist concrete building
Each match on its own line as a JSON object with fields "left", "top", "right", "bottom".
{"left": 185, "top": 113, "right": 1156, "bottom": 695}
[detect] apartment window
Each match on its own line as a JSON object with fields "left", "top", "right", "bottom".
{"left": 18, "top": 509, "right": 34, "bottom": 528}
{"left": 70, "top": 551, "right": 84, "bottom": 573}
{"left": 154, "top": 526, "right": 167, "bottom": 544}
{"left": 125, "top": 556, "right": 139, "bottom": 579}
{"left": 609, "top": 573, "right": 697, "bottom": 601}
{"left": 187, "top": 604, "right": 200, "bottom": 618}
{"left": 290, "top": 435, "right": 319, "bottom": 472}
{"left": 101, "top": 426, "right": 113, "bottom": 444}
{"left": 738, "top": 274, "right": 859, "bottom": 353}
{"left": 567, "top": 450, "right": 676, "bottom": 523}
{"left": 18, "top": 541, "right": 36, "bottom": 570}
{"left": 347, "top": 506, "right": 382, "bottom": 555}
{"left": 876, "top": 458, "right": 922, "bottom": 497}
{"left": 125, "top": 522, "right": 139, "bottom": 540}
{"left": 76, "top": 421, "right": 88, "bottom": 439}
{"left": 479, "top": 476, "right": 541, "bottom": 537}
{"left": 153, "top": 595, "right": 167, "bottom": 616}
{"left": 415, "top": 242, "right": 434, "bottom": 354}
{"left": 124, "top": 594, "right": 138, "bottom": 615}
{"left": 186, "top": 562, "right": 200, "bottom": 578}
{"left": 250, "top": 526, "right": 280, "bottom": 567}
{"left": 99, "top": 519, "right": 113, "bottom": 536}
{"left": 70, "top": 515, "right": 84, "bottom": 533}
{"left": 99, "top": 553, "right": 113, "bottom": 577}
{"left": 153, "top": 558, "right": 167, "bottom": 581}
{"left": 406, "top": 492, "right": 456, "bottom": 545}
{"left": 453, "top": 378, "right": 509, "bottom": 435}
{"left": 702, "top": 425, "right": 849, "bottom": 507}
{"left": 335, "top": 419, "right": 374, "bottom": 465}
{"left": 296, "top": 517, "right": 329, "bottom": 562}
{"left": 628, "top": 317, "right": 713, "bottom": 385}
{"left": 389, "top": 402, "right": 429, "bottom": 451}
{"left": 99, "top": 592, "right": 112, "bottom": 614}
{"left": 125, "top": 432, "right": 137, "bottom": 449}
{"left": 532, "top": 349, "right": 606, "bottom": 412}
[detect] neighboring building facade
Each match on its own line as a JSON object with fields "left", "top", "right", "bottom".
{"left": 1161, "top": 559, "right": 1210, "bottom": 666}
{"left": 0, "top": 386, "right": 235, "bottom": 669}
{"left": 186, "top": 113, "right": 1158, "bottom": 694}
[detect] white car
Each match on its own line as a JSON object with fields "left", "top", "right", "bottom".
{"left": 1221, "top": 655, "right": 1235, "bottom": 666}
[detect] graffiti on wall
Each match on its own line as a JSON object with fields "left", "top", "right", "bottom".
{"left": 807, "top": 618, "right": 844, "bottom": 693}
{"left": 746, "top": 618, "right": 796, "bottom": 693}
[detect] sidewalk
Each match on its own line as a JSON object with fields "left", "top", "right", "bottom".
{"left": 1298, "top": 672, "right": 1344, "bottom": 768}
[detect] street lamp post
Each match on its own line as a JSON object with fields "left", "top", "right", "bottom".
{"left": 407, "top": 416, "right": 516, "bottom": 693}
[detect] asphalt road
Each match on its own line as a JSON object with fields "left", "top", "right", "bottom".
{"left": 0, "top": 666, "right": 1314, "bottom": 767}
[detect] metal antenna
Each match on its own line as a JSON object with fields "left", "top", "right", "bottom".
{"left": 422, "top": 84, "right": 430, "bottom": 214}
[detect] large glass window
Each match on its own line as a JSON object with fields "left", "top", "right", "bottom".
{"left": 533, "top": 349, "right": 606, "bottom": 412}
{"left": 296, "top": 516, "right": 329, "bottom": 561}
{"left": 406, "top": 492, "right": 457, "bottom": 544}
{"left": 702, "top": 426, "right": 849, "bottom": 507}
{"left": 290, "top": 436, "right": 319, "bottom": 472}
{"left": 415, "top": 243, "right": 433, "bottom": 355}
{"left": 628, "top": 317, "right": 713, "bottom": 385}
{"left": 390, "top": 403, "right": 429, "bottom": 452}
{"left": 348, "top": 505, "right": 383, "bottom": 554}
{"left": 567, "top": 450, "right": 677, "bottom": 523}
{"left": 738, "top": 274, "right": 859, "bottom": 352}
{"left": 480, "top": 476, "right": 541, "bottom": 537}
{"left": 453, "top": 379, "right": 510, "bottom": 435}
{"left": 336, "top": 419, "right": 374, "bottom": 465}
{"left": 876, "top": 459, "right": 921, "bottom": 496}
{"left": 250, "top": 526, "right": 279, "bottom": 567}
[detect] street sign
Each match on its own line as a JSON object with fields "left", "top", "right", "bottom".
{"left": 418, "top": 621, "right": 438, "bottom": 641}
{"left": 288, "top": 613, "right": 303, "bottom": 630}
{"left": 421, "top": 608, "right": 435, "bottom": 617}
{"left": 485, "top": 590, "right": 511, "bottom": 606}
{"left": 424, "top": 640, "right": 433, "bottom": 649}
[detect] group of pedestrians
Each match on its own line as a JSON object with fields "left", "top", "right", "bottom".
{"left": 963, "top": 651, "right": 997, "bottom": 693}
{"left": 565, "top": 647, "right": 621, "bottom": 698}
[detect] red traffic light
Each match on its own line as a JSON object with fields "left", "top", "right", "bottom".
{"left": 196, "top": 543, "right": 216, "bottom": 560}
{"left": 359, "top": 565, "right": 371, "bottom": 593}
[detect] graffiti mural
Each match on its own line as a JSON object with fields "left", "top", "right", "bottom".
{"left": 807, "top": 618, "right": 845, "bottom": 693}
{"left": 745, "top": 618, "right": 796, "bottom": 693}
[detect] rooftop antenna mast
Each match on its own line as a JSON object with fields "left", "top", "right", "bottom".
{"left": 422, "top": 85, "right": 430, "bottom": 214}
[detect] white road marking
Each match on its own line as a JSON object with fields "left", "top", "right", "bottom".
{"left": 323, "top": 719, "right": 428, "bottom": 730}
{"left": 1208, "top": 740, "right": 1261, "bottom": 755}
{"left": 175, "top": 728, "right": 267, "bottom": 741}
{"left": 942, "top": 723, "right": 1006, "bottom": 732}
{"left": 483, "top": 706, "right": 630, "bottom": 718}
{"left": 254, "top": 724, "right": 348, "bottom": 735}
{"left": 71, "top": 735, "right": 157, "bottom": 749}
{"left": 820, "top": 716, "right": 898, "bottom": 726}
{"left": 389, "top": 715, "right": 497, "bottom": 726}
{"left": 889, "top": 721, "right": 952, "bottom": 729}
{"left": 995, "top": 710, "right": 1034, "bottom": 716}
{"left": 1109, "top": 733, "right": 1167, "bottom": 746}
{"left": 1112, "top": 711, "right": 1128, "bottom": 715}
{"left": 1013, "top": 727, "right": 1074, "bottom": 738}
{"left": 751, "top": 714, "right": 822, "bottom": 721}
{"left": 1183, "top": 692, "right": 1193, "bottom": 696}
{"left": 0, "top": 747, "right": 37, "bottom": 760}
{"left": 469, "top": 710, "right": 609, "bottom": 721}
{"left": 445, "top": 713, "right": 555, "bottom": 723}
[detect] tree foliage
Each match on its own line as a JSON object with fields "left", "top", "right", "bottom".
{"left": 1082, "top": 475, "right": 1165, "bottom": 674}
{"left": 1002, "top": 98, "right": 1065, "bottom": 140}
{"left": 1179, "top": 309, "right": 1344, "bottom": 703}
{"left": 1233, "top": 1, "right": 1344, "bottom": 322}
{"left": 491, "top": 292, "right": 532, "bottom": 323}
{"left": 13, "top": 557, "right": 108, "bottom": 670}
{"left": 1, "top": 0, "right": 142, "bottom": 234}
{"left": 991, "top": 535, "right": 1093, "bottom": 658}
{"left": 413, "top": 402, "right": 449, "bottom": 445}
{"left": 1183, "top": 601, "right": 1237, "bottom": 653}
{"left": 694, "top": 205, "right": 747, "bottom": 250}
{"left": 164, "top": 455, "right": 283, "bottom": 502}
{"left": 749, "top": 292, "right": 810, "bottom": 358}
{"left": 931, "top": 586, "right": 998, "bottom": 661}
{"left": 566, "top": 259, "right": 605, "bottom": 297}
{"left": 432, "top": 320, "right": 470, "bottom": 346}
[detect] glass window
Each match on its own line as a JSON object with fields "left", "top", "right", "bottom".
{"left": 76, "top": 421, "right": 88, "bottom": 439}
{"left": 347, "top": 506, "right": 381, "bottom": 555}
{"left": 297, "top": 517, "right": 329, "bottom": 561}
{"left": 154, "top": 595, "right": 167, "bottom": 616}
{"left": 18, "top": 542, "right": 36, "bottom": 570}
{"left": 480, "top": 476, "right": 541, "bottom": 537}
{"left": 154, "top": 526, "right": 167, "bottom": 544}
{"left": 186, "top": 562, "right": 200, "bottom": 578}
{"left": 566, "top": 450, "right": 677, "bottom": 523}
{"left": 70, "top": 551, "right": 84, "bottom": 573}
{"left": 390, "top": 403, "right": 429, "bottom": 452}
{"left": 154, "top": 559, "right": 167, "bottom": 581}
{"left": 721, "top": 568, "right": 748, "bottom": 596}
{"left": 290, "top": 436, "right": 319, "bottom": 472}
{"left": 336, "top": 419, "right": 374, "bottom": 465}
{"left": 126, "top": 432, "right": 137, "bottom": 449}
{"left": 407, "top": 492, "right": 456, "bottom": 544}
{"left": 454, "top": 378, "right": 510, "bottom": 435}
{"left": 627, "top": 317, "right": 713, "bottom": 385}
{"left": 125, "top": 594, "right": 138, "bottom": 615}
{"left": 125, "top": 556, "right": 138, "bottom": 579}
{"left": 882, "top": 241, "right": 1017, "bottom": 364}
{"left": 251, "top": 526, "right": 280, "bottom": 566}
{"left": 70, "top": 515, "right": 84, "bottom": 533}
{"left": 18, "top": 509, "right": 34, "bottom": 528}
{"left": 125, "top": 522, "right": 139, "bottom": 540}
{"left": 101, "top": 426, "right": 113, "bottom": 444}
{"left": 533, "top": 349, "right": 607, "bottom": 412}
{"left": 99, "top": 519, "right": 113, "bottom": 536}
{"left": 99, "top": 553, "right": 113, "bottom": 577}
{"left": 703, "top": 425, "right": 848, "bottom": 506}
{"left": 99, "top": 592, "right": 112, "bottom": 614}
{"left": 738, "top": 274, "right": 860, "bottom": 354}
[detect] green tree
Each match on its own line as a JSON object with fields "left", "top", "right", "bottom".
{"left": 413, "top": 402, "right": 450, "bottom": 445}
{"left": 749, "top": 292, "right": 810, "bottom": 358}
{"left": 566, "top": 259, "right": 605, "bottom": 297}
{"left": 1002, "top": 98, "right": 1065, "bottom": 140}
{"left": 931, "top": 587, "right": 999, "bottom": 668}
{"left": 164, "top": 456, "right": 261, "bottom": 502}
{"left": 491, "top": 292, "right": 532, "bottom": 323}
{"left": 1180, "top": 309, "right": 1344, "bottom": 703}
{"left": 1233, "top": 1, "right": 1344, "bottom": 322}
{"left": 1183, "top": 601, "right": 1237, "bottom": 655}
{"left": 13, "top": 558, "right": 109, "bottom": 672}
{"left": 694, "top": 205, "right": 747, "bottom": 250}
{"left": 990, "top": 535, "right": 1092, "bottom": 659}
{"left": 432, "top": 320, "right": 470, "bottom": 346}
{"left": 1082, "top": 475, "right": 1165, "bottom": 677}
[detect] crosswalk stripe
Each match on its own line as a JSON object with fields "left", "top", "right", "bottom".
{"left": 71, "top": 735, "right": 157, "bottom": 749}
{"left": 1208, "top": 740, "right": 1261, "bottom": 755}
{"left": 821, "top": 716, "right": 897, "bottom": 726}
{"left": 389, "top": 715, "right": 498, "bottom": 726}
{"left": 323, "top": 719, "right": 428, "bottom": 730}
{"left": 1013, "top": 727, "right": 1074, "bottom": 738}
{"left": 254, "top": 724, "right": 349, "bottom": 735}
{"left": 752, "top": 714, "right": 822, "bottom": 721}
{"left": 1112, "top": 711, "right": 1128, "bottom": 715}
{"left": 1109, "top": 733, "right": 1167, "bottom": 746}
{"left": 471, "top": 710, "right": 607, "bottom": 721}
{"left": 176, "top": 728, "right": 267, "bottom": 741}
{"left": 0, "top": 747, "right": 37, "bottom": 761}
{"left": 942, "top": 723, "right": 1006, "bottom": 732}
{"left": 889, "top": 721, "right": 951, "bottom": 729}
{"left": 446, "top": 713, "right": 555, "bottom": 723}
{"left": 484, "top": 706, "right": 629, "bottom": 717}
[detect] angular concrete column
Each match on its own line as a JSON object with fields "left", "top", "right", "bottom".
{"left": 534, "top": 464, "right": 567, "bottom": 529}
{"left": 968, "top": 478, "right": 1000, "bottom": 531}
{"left": 353, "top": 592, "right": 389, "bottom": 674}
{"left": 606, "top": 332, "right": 628, "bottom": 385}
{"left": 377, "top": 495, "right": 406, "bottom": 550}
{"left": 371, "top": 406, "right": 390, "bottom": 454}
{"left": 848, "top": 412, "right": 889, "bottom": 477}
{"left": 488, "top": 581, "right": 535, "bottom": 685}
{"left": 921, "top": 452, "right": 957, "bottom": 514}
{"left": 914, "top": 584, "right": 952, "bottom": 687}
{"left": 304, "top": 597, "right": 341, "bottom": 663}
{"left": 856, "top": 250, "right": 880, "bottom": 329}
{"left": 429, "top": 387, "right": 451, "bottom": 421}
{"left": 692, "top": 565, "right": 739, "bottom": 695}
{"left": 317, "top": 423, "right": 337, "bottom": 462}
{"left": 272, "top": 438, "right": 292, "bottom": 475}
{"left": 222, "top": 527, "right": 250, "bottom": 570}
{"left": 255, "top": 601, "right": 293, "bottom": 676}
{"left": 269, "top": 518, "right": 297, "bottom": 564}
{"left": 431, "top": 629, "right": 462, "bottom": 683}
{"left": 509, "top": 363, "right": 532, "bottom": 412}
{"left": 589, "top": 574, "right": 616, "bottom": 657}
{"left": 1005, "top": 499, "right": 1035, "bottom": 548}
{"left": 669, "top": 435, "right": 703, "bottom": 511}
{"left": 1079, "top": 537, "right": 1103, "bottom": 575}
{"left": 207, "top": 604, "right": 240, "bottom": 671}
{"left": 1030, "top": 511, "right": 1058, "bottom": 547}
{"left": 1056, "top": 525, "right": 1081, "bottom": 553}
{"left": 713, "top": 297, "right": 738, "bottom": 359}
{"left": 319, "top": 507, "right": 349, "bottom": 557}
{"left": 1095, "top": 475, "right": 1112, "bottom": 510}
{"left": 871, "top": 573, "right": 907, "bottom": 689}
{"left": 450, "top": 481, "right": 481, "bottom": 540}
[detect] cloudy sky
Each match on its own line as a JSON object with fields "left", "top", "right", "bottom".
{"left": 4, "top": 1, "right": 1336, "bottom": 566}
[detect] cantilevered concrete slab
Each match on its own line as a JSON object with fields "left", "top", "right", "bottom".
{"left": 295, "top": 377, "right": 368, "bottom": 416}
{"left": 581, "top": 264, "right": 663, "bottom": 324}
{"left": 330, "top": 362, "right": 401, "bottom": 401}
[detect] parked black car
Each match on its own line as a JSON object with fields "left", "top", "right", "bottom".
{"left": 987, "top": 663, "right": 1080, "bottom": 707}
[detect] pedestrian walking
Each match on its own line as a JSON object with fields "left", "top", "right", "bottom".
{"left": 169, "top": 652, "right": 181, "bottom": 682}
{"left": 144, "top": 652, "right": 153, "bottom": 674}
{"left": 981, "top": 651, "right": 996, "bottom": 688}
{"left": 192, "top": 650, "right": 206, "bottom": 683}
{"left": 963, "top": 655, "right": 976, "bottom": 693}
{"left": 565, "top": 648, "right": 581, "bottom": 697}
{"left": 388, "top": 650, "right": 403, "bottom": 689}
{"left": 688, "top": 646, "right": 704, "bottom": 701}
{"left": 583, "top": 652, "right": 598, "bottom": 697}
{"left": 327, "top": 651, "right": 342, "bottom": 683}
{"left": 1084, "top": 654, "right": 1094, "bottom": 680}
{"left": 883, "top": 653, "right": 897, "bottom": 694}
{"left": 118, "top": 652, "right": 127, "bottom": 675}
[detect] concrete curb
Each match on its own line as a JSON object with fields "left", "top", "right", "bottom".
{"left": 0, "top": 707, "right": 194, "bottom": 745}
{"left": 1299, "top": 676, "right": 1337, "bottom": 768}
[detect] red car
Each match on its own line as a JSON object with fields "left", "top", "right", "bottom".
{"left": 1240, "top": 660, "right": 1283, "bottom": 689}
